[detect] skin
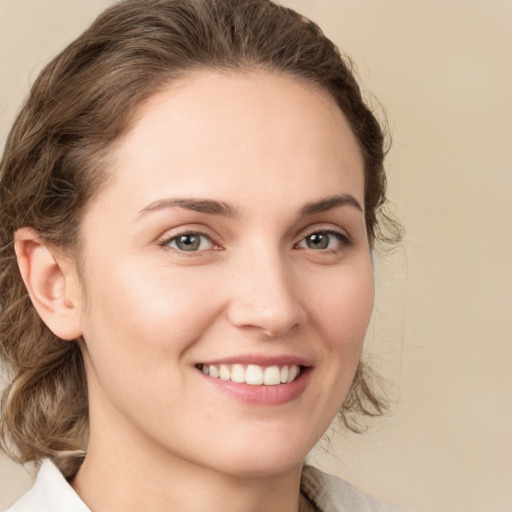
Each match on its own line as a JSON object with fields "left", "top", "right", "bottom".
{"left": 16, "top": 70, "right": 374, "bottom": 512}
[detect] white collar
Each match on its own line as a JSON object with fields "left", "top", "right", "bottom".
{"left": 6, "top": 459, "right": 405, "bottom": 512}
{"left": 5, "top": 459, "right": 90, "bottom": 512}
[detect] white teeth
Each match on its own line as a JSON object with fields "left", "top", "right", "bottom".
{"left": 201, "top": 363, "right": 301, "bottom": 385}
{"left": 287, "top": 365, "right": 298, "bottom": 383}
{"left": 209, "top": 365, "right": 220, "bottom": 378}
{"left": 219, "top": 364, "right": 230, "bottom": 380}
{"left": 263, "top": 366, "right": 281, "bottom": 385}
{"left": 231, "top": 364, "right": 246, "bottom": 383}
{"left": 246, "top": 364, "right": 264, "bottom": 385}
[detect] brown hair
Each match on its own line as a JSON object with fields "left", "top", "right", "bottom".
{"left": 0, "top": 0, "right": 401, "bottom": 477}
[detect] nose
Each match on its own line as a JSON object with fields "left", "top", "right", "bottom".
{"left": 226, "top": 250, "right": 307, "bottom": 338}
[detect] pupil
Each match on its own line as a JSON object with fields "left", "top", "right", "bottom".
{"left": 178, "top": 234, "right": 200, "bottom": 251}
{"left": 307, "top": 233, "right": 328, "bottom": 249}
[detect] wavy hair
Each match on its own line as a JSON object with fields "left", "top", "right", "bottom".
{"left": 0, "top": 0, "right": 401, "bottom": 477}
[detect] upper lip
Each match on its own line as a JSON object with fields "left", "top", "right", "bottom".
{"left": 197, "top": 354, "right": 312, "bottom": 367}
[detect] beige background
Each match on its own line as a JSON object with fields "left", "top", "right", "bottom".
{"left": 1, "top": 1, "right": 511, "bottom": 511}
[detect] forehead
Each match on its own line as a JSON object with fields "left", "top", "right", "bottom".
{"left": 96, "top": 70, "right": 365, "bottom": 212}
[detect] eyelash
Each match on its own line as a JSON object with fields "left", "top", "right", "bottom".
{"left": 159, "top": 231, "right": 217, "bottom": 253}
{"left": 159, "top": 228, "right": 351, "bottom": 254}
{"left": 295, "top": 229, "right": 351, "bottom": 252}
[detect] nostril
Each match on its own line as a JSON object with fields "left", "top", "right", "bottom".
{"left": 227, "top": 297, "right": 306, "bottom": 338}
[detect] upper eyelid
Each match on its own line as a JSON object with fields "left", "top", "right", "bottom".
{"left": 157, "top": 225, "right": 218, "bottom": 243}
{"left": 163, "top": 231, "right": 211, "bottom": 242}
{"left": 296, "top": 230, "right": 349, "bottom": 247}
{"left": 296, "top": 224, "right": 350, "bottom": 242}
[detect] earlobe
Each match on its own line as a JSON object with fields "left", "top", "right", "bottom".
{"left": 14, "top": 227, "right": 83, "bottom": 341}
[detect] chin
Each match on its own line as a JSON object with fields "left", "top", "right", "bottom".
{"left": 216, "top": 454, "right": 305, "bottom": 479}
{"left": 200, "top": 431, "right": 316, "bottom": 478}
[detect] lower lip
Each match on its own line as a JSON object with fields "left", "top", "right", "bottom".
{"left": 199, "top": 367, "right": 311, "bottom": 406}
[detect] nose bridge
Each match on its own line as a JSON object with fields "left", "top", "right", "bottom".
{"left": 227, "top": 241, "right": 305, "bottom": 337}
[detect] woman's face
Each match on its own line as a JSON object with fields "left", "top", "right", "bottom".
{"left": 75, "top": 70, "right": 374, "bottom": 476}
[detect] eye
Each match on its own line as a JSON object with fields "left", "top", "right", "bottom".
{"left": 163, "top": 232, "right": 214, "bottom": 252}
{"left": 296, "top": 230, "right": 349, "bottom": 251}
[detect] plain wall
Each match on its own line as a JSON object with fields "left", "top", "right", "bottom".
{"left": 1, "top": 1, "right": 511, "bottom": 511}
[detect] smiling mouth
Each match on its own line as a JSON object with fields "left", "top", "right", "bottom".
{"left": 196, "top": 363, "right": 302, "bottom": 386}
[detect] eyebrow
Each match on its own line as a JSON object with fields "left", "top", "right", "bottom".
{"left": 135, "top": 193, "right": 362, "bottom": 222}
{"left": 135, "top": 198, "right": 239, "bottom": 220}
{"left": 300, "top": 194, "right": 363, "bottom": 216}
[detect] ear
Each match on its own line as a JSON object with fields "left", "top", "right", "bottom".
{"left": 14, "top": 227, "right": 83, "bottom": 340}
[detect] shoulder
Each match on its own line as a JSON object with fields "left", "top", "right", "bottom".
{"left": 3, "top": 459, "right": 90, "bottom": 512}
{"left": 300, "top": 465, "right": 408, "bottom": 512}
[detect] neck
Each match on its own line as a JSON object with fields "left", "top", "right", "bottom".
{"left": 71, "top": 425, "right": 303, "bottom": 512}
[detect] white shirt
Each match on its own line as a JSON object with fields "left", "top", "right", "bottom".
{"left": 4, "top": 460, "right": 89, "bottom": 512}
{"left": 4, "top": 459, "right": 406, "bottom": 512}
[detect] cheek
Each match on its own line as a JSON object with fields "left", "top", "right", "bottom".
{"left": 82, "top": 258, "right": 222, "bottom": 350}
{"left": 306, "top": 259, "right": 374, "bottom": 355}
{"left": 77, "top": 259, "right": 227, "bottom": 415}
{"left": 78, "top": 261, "right": 223, "bottom": 418}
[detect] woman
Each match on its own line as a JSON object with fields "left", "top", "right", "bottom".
{"left": 0, "top": 0, "right": 404, "bottom": 510}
